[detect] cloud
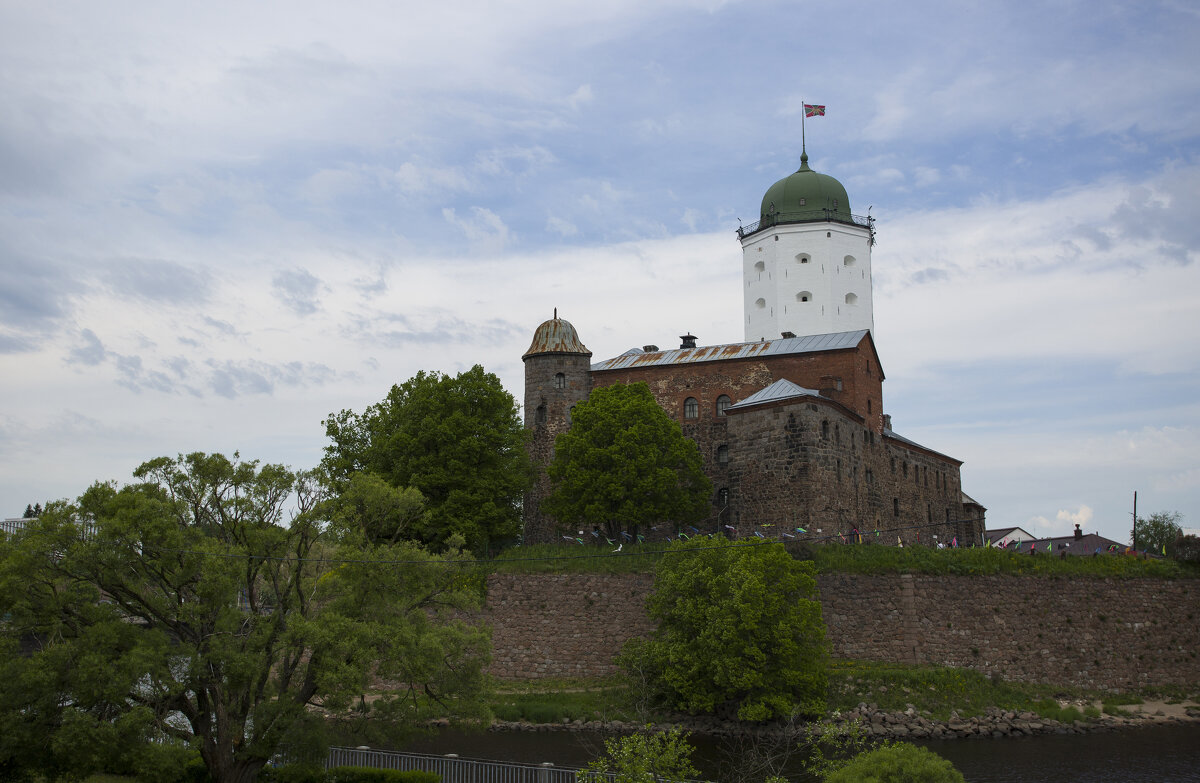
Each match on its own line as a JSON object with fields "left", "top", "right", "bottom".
{"left": 104, "top": 258, "right": 212, "bottom": 305}
{"left": 546, "top": 215, "right": 578, "bottom": 237}
{"left": 67, "top": 329, "right": 107, "bottom": 366}
{"left": 441, "top": 206, "right": 512, "bottom": 250}
{"left": 205, "top": 358, "right": 336, "bottom": 399}
{"left": 1027, "top": 505, "right": 1094, "bottom": 537}
{"left": 0, "top": 247, "right": 78, "bottom": 350}
{"left": 474, "top": 145, "right": 556, "bottom": 177}
{"left": 271, "top": 268, "right": 324, "bottom": 316}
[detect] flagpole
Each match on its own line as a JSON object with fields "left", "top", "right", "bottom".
{"left": 801, "top": 98, "right": 807, "bottom": 158}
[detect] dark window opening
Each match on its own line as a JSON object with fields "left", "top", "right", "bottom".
{"left": 554, "top": 372, "right": 566, "bottom": 389}
{"left": 684, "top": 397, "right": 699, "bottom": 419}
{"left": 716, "top": 444, "right": 729, "bottom": 464}
{"left": 716, "top": 394, "right": 731, "bottom": 417}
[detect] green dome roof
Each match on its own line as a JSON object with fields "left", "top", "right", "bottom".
{"left": 760, "top": 152, "right": 852, "bottom": 222}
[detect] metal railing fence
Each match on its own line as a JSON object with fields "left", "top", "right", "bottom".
{"left": 326, "top": 746, "right": 585, "bottom": 783}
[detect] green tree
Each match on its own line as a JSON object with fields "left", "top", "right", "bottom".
{"left": 1133, "top": 510, "right": 1183, "bottom": 555}
{"left": 0, "top": 453, "right": 490, "bottom": 783}
{"left": 543, "top": 382, "right": 712, "bottom": 539}
{"left": 620, "top": 538, "right": 828, "bottom": 722}
{"left": 578, "top": 727, "right": 704, "bottom": 783}
{"left": 322, "top": 365, "right": 531, "bottom": 554}
{"left": 823, "top": 743, "right": 965, "bottom": 783}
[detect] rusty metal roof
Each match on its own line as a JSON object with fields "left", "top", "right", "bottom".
{"left": 591, "top": 330, "right": 869, "bottom": 371}
{"left": 523, "top": 317, "right": 592, "bottom": 359}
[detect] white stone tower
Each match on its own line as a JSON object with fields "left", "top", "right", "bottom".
{"left": 738, "top": 151, "right": 875, "bottom": 342}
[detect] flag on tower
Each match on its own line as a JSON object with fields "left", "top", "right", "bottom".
{"left": 804, "top": 104, "right": 826, "bottom": 117}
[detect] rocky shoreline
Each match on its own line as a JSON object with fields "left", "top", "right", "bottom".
{"left": 485, "top": 701, "right": 1200, "bottom": 742}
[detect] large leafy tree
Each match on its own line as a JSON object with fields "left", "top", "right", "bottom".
{"left": 1132, "top": 510, "right": 1183, "bottom": 555}
{"left": 322, "top": 365, "right": 530, "bottom": 554}
{"left": 543, "top": 382, "right": 711, "bottom": 539}
{"left": 0, "top": 453, "right": 490, "bottom": 783}
{"left": 620, "top": 538, "right": 828, "bottom": 722}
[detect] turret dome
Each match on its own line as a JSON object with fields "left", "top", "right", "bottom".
{"left": 760, "top": 152, "right": 852, "bottom": 223}
{"left": 523, "top": 313, "right": 591, "bottom": 359}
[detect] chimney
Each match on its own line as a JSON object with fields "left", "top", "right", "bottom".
{"left": 882, "top": 414, "right": 893, "bottom": 431}
{"left": 781, "top": 331, "right": 796, "bottom": 339}
{"left": 642, "top": 344, "right": 659, "bottom": 353}
{"left": 680, "top": 334, "right": 697, "bottom": 349}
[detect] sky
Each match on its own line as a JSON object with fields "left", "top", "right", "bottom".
{"left": 2, "top": 0, "right": 1198, "bottom": 544}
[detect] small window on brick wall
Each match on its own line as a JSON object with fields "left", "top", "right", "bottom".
{"left": 715, "top": 394, "right": 731, "bottom": 417}
{"left": 535, "top": 404, "right": 547, "bottom": 424}
{"left": 893, "top": 498, "right": 900, "bottom": 517}
{"left": 554, "top": 372, "right": 566, "bottom": 389}
{"left": 684, "top": 397, "right": 699, "bottom": 419}
{"left": 717, "top": 444, "right": 729, "bottom": 464}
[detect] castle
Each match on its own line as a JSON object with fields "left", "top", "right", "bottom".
{"left": 521, "top": 152, "right": 985, "bottom": 547}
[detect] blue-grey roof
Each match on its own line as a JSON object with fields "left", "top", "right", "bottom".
{"left": 885, "top": 428, "right": 960, "bottom": 464}
{"left": 592, "top": 330, "right": 870, "bottom": 371}
{"left": 726, "top": 378, "right": 821, "bottom": 411}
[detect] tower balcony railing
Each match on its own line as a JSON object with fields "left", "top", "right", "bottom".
{"left": 737, "top": 209, "right": 874, "bottom": 240}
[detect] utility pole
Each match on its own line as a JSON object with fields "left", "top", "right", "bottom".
{"left": 1132, "top": 491, "right": 1138, "bottom": 550}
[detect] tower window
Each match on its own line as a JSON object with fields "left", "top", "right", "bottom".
{"left": 796, "top": 291, "right": 812, "bottom": 303}
{"left": 535, "top": 404, "right": 547, "bottom": 425}
{"left": 821, "top": 420, "right": 829, "bottom": 439}
{"left": 717, "top": 488, "right": 730, "bottom": 507}
{"left": 754, "top": 298, "right": 766, "bottom": 309}
{"left": 684, "top": 397, "right": 699, "bottom": 419}
{"left": 554, "top": 372, "right": 566, "bottom": 389}
{"left": 893, "top": 498, "right": 900, "bottom": 517}
{"left": 715, "top": 394, "right": 731, "bottom": 417}
{"left": 754, "top": 260, "right": 765, "bottom": 273}
{"left": 844, "top": 255, "right": 857, "bottom": 267}
{"left": 845, "top": 293, "right": 858, "bottom": 305}
{"left": 716, "top": 444, "right": 729, "bottom": 464}
{"left": 796, "top": 254, "right": 810, "bottom": 264}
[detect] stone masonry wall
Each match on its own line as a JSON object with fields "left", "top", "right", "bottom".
{"left": 486, "top": 572, "right": 1200, "bottom": 690}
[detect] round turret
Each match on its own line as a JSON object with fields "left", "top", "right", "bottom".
{"left": 760, "top": 152, "right": 852, "bottom": 223}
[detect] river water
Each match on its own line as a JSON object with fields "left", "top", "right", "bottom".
{"left": 402, "top": 722, "right": 1200, "bottom": 782}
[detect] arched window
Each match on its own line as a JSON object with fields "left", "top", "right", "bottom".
{"left": 754, "top": 260, "right": 765, "bottom": 273}
{"left": 796, "top": 291, "right": 812, "bottom": 303}
{"left": 844, "top": 255, "right": 856, "bottom": 267}
{"left": 754, "top": 297, "right": 766, "bottom": 309}
{"left": 795, "top": 254, "right": 810, "bottom": 264}
{"left": 893, "top": 498, "right": 900, "bottom": 517}
{"left": 684, "top": 397, "right": 699, "bottom": 419}
{"left": 845, "top": 293, "right": 858, "bottom": 305}
{"left": 821, "top": 420, "right": 829, "bottom": 439}
{"left": 715, "top": 394, "right": 731, "bottom": 417}
{"left": 554, "top": 372, "right": 566, "bottom": 389}
{"left": 567, "top": 404, "right": 575, "bottom": 425}
{"left": 716, "top": 444, "right": 729, "bottom": 464}
{"left": 535, "top": 403, "right": 547, "bottom": 424}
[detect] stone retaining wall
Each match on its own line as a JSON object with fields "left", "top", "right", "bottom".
{"left": 485, "top": 572, "right": 1200, "bottom": 690}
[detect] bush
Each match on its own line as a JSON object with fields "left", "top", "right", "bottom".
{"left": 620, "top": 539, "right": 828, "bottom": 721}
{"left": 824, "top": 743, "right": 965, "bottom": 783}
{"left": 260, "top": 767, "right": 440, "bottom": 783}
{"left": 1175, "top": 534, "right": 1200, "bottom": 564}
